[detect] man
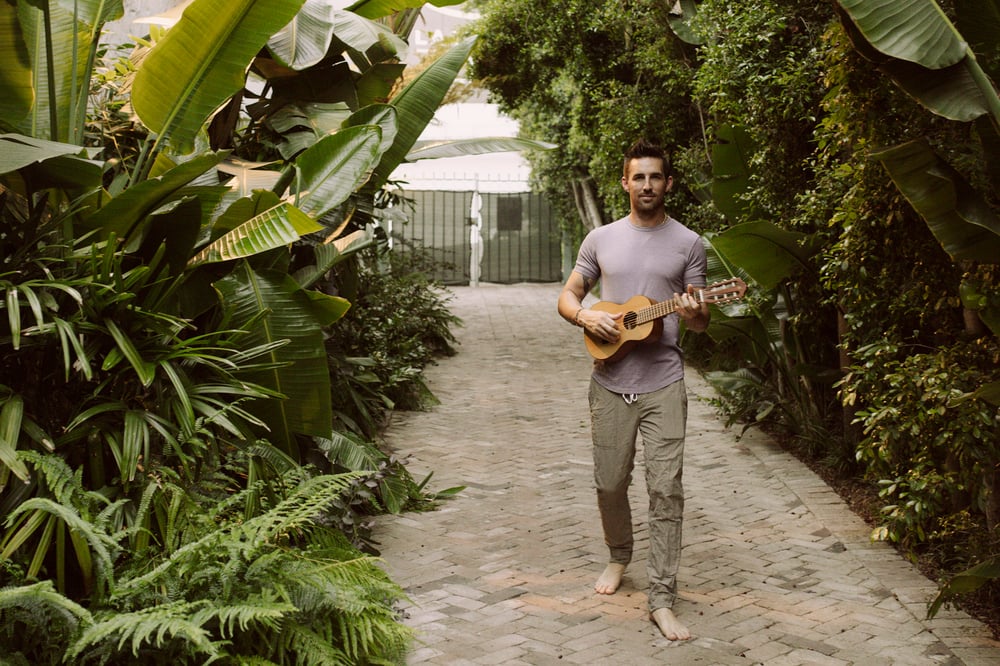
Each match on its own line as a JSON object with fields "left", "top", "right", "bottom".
{"left": 557, "top": 138, "right": 709, "bottom": 641}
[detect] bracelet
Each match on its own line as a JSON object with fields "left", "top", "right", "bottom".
{"left": 572, "top": 307, "right": 584, "bottom": 326}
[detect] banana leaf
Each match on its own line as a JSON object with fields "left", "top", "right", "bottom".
{"left": 928, "top": 557, "right": 1000, "bottom": 618}
{"left": 0, "top": 2, "right": 33, "bottom": 126}
{"left": 348, "top": 0, "right": 466, "bottom": 20}
{"left": 293, "top": 124, "right": 384, "bottom": 218}
{"left": 267, "top": 1, "right": 406, "bottom": 71}
{"left": 208, "top": 189, "right": 284, "bottom": 241}
{"left": 266, "top": 0, "right": 338, "bottom": 70}
{"left": 304, "top": 290, "right": 351, "bottom": 326}
{"left": 702, "top": 307, "right": 775, "bottom": 371}
{"left": 344, "top": 104, "right": 398, "bottom": 156}
{"left": 405, "top": 137, "right": 556, "bottom": 161}
{"left": 355, "top": 63, "right": 406, "bottom": 108}
{"left": 293, "top": 228, "right": 377, "bottom": 288}
{"left": 0, "top": 134, "right": 101, "bottom": 202}
{"left": 835, "top": 0, "right": 1000, "bottom": 126}
{"left": 708, "top": 221, "right": 816, "bottom": 290}
{"left": 268, "top": 102, "right": 352, "bottom": 137}
{"left": 370, "top": 36, "right": 476, "bottom": 189}
{"left": 13, "top": 1, "right": 90, "bottom": 142}
{"left": 189, "top": 202, "right": 323, "bottom": 266}
{"left": 131, "top": 0, "right": 306, "bottom": 154}
{"left": 835, "top": 5, "right": 989, "bottom": 122}
{"left": 214, "top": 261, "right": 333, "bottom": 455}
{"left": 62, "top": 0, "right": 124, "bottom": 143}
{"left": 711, "top": 124, "right": 756, "bottom": 222}
{"left": 836, "top": 0, "right": 967, "bottom": 69}
{"left": 82, "top": 152, "right": 225, "bottom": 240}
{"left": 0, "top": 133, "right": 94, "bottom": 175}
{"left": 871, "top": 138, "right": 1000, "bottom": 262}
{"left": 666, "top": 0, "right": 703, "bottom": 46}
{"left": 54, "top": 0, "right": 122, "bottom": 26}
{"left": 328, "top": 7, "right": 407, "bottom": 61}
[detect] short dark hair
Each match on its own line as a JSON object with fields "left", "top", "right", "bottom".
{"left": 623, "top": 138, "right": 670, "bottom": 176}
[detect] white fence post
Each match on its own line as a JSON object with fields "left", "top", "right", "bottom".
{"left": 469, "top": 187, "right": 484, "bottom": 287}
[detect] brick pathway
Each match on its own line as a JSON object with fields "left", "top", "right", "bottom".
{"left": 376, "top": 283, "right": 1000, "bottom": 665}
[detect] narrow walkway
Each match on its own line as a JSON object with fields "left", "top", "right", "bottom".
{"left": 376, "top": 283, "right": 1000, "bottom": 665}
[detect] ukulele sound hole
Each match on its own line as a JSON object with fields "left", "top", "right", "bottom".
{"left": 623, "top": 311, "right": 638, "bottom": 330}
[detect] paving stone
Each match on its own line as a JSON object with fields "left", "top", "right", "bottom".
{"left": 376, "top": 283, "right": 1000, "bottom": 665}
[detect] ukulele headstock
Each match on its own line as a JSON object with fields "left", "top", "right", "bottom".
{"left": 698, "top": 278, "right": 747, "bottom": 305}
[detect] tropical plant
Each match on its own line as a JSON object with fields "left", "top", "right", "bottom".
{"left": 0, "top": 0, "right": 508, "bottom": 658}
{"left": 834, "top": 0, "right": 1000, "bottom": 616}
{"left": 700, "top": 221, "right": 839, "bottom": 455}
{"left": 835, "top": 0, "right": 1000, "bottom": 337}
{"left": 1, "top": 470, "right": 412, "bottom": 665}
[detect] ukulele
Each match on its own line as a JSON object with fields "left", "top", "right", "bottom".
{"left": 583, "top": 278, "right": 747, "bottom": 362}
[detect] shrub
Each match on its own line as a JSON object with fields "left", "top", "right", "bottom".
{"left": 843, "top": 339, "right": 1000, "bottom": 559}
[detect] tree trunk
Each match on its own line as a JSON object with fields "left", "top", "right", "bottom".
{"left": 963, "top": 307, "right": 986, "bottom": 338}
{"left": 571, "top": 177, "right": 604, "bottom": 231}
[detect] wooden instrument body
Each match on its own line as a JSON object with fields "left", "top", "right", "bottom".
{"left": 580, "top": 279, "right": 746, "bottom": 363}
{"left": 583, "top": 295, "right": 663, "bottom": 363}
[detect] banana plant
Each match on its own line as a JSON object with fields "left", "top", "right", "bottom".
{"left": 0, "top": 2, "right": 371, "bottom": 485}
{"left": 0, "top": 0, "right": 125, "bottom": 143}
{"left": 836, "top": 0, "right": 1000, "bottom": 614}
{"left": 1, "top": 0, "right": 527, "bottom": 471}
{"left": 700, "top": 222, "right": 830, "bottom": 434}
{"left": 835, "top": 0, "right": 1000, "bottom": 336}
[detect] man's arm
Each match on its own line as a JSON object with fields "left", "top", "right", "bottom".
{"left": 558, "top": 271, "right": 621, "bottom": 342}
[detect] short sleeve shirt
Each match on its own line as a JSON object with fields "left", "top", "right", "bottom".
{"left": 574, "top": 215, "right": 707, "bottom": 394}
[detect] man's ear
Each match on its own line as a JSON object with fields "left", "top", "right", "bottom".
{"left": 666, "top": 175, "right": 674, "bottom": 193}
{"left": 621, "top": 176, "right": 629, "bottom": 191}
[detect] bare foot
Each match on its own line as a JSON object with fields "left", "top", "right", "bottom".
{"left": 651, "top": 607, "right": 690, "bottom": 641}
{"left": 594, "top": 563, "right": 625, "bottom": 594}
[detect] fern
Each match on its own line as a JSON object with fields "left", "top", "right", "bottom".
{"left": 12, "top": 453, "right": 127, "bottom": 528}
{"left": 2, "top": 497, "right": 119, "bottom": 598}
{"left": 0, "top": 580, "right": 92, "bottom": 664}
{"left": 103, "top": 473, "right": 412, "bottom": 664}
{"left": 190, "top": 595, "right": 295, "bottom": 637}
{"left": 274, "top": 623, "right": 352, "bottom": 665}
{"left": 0, "top": 468, "right": 412, "bottom": 664}
{"left": 66, "top": 600, "right": 220, "bottom": 664}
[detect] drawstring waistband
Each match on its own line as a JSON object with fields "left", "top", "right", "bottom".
{"left": 622, "top": 393, "right": 638, "bottom": 404}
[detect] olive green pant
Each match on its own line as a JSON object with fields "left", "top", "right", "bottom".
{"left": 588, "top": 378, "right": 687, "bottom": 612}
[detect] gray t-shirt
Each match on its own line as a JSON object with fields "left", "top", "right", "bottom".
{"left": 574, "top": 215, "right": 707, "bottom": 394}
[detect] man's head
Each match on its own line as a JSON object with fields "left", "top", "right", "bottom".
{"left": 622, "top": 139, "right": 671, "bottom": 179}
{"left": 621, "top": 139, "right": 672, "bottom": 217}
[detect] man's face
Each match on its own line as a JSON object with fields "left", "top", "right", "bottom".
{"left": 621, "top": 157, "right": 672, "bottom": 213}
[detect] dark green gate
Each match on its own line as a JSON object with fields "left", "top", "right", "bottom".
{"left": 390, "top": 189, "right": 562, "bottom": 285}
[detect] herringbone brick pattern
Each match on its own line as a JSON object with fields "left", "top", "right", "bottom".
{"left": 376, "top": 283, "right": 1000, "bottom": 665}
